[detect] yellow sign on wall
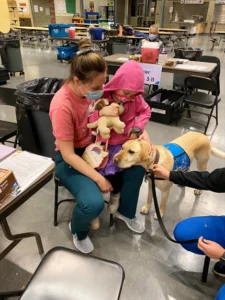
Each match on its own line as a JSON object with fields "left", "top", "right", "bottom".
{"left": 0, "top": 0, "right": 11, "bottom": 33}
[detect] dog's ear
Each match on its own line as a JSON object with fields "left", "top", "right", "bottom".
{"left": 95, "top": 103, "right": 104, "bottom": 111}
{"left": 140, "top": 140, "right": 149, "bottom": 161}
{"left": 94, "top": 99, "right": 108, "bottom": 111}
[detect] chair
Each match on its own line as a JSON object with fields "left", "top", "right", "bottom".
{"left": 27, "top": 110, "right": 114, "bottom": 227}
{"left": 0, "top": 87, "right": 18, "bottom": 147}
{"left": 199, "top": 55, "right": 220, "bottom": 96}
{"left": 179, "top": 75, "right": 220, "bottom": 135}
{"left": 0, "top": 247, "right": 125, "bottom": 300}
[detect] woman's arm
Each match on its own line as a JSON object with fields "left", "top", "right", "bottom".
{"left": 169, "top": 168, "right": 225, "bottom": 193}
{"left": 58, "top": 140, "right": 112, "bottom": 193}
{"left": 153, "top": 165, "right": 225, "bottom": 193}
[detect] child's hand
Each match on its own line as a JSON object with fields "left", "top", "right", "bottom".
{"left": 129, "top": 133, "right": 138, "bottom": 140}
{"left": 99, "top": 105, "right": 119, "bottom": 117}
{"left": 138, "top": 130, "right": 152, "bottom": 153}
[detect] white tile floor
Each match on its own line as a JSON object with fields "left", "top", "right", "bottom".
{"left": 0, "top": 35, "right": 225, "bottom": 299}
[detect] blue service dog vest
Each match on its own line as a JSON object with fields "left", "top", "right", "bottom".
{"left": 163, "top": 143, "right": 190, "bottom": 172}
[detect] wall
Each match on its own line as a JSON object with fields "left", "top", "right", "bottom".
{"left": 83, "top": 0, "right": 108, "bottom": 12}
{"left": 54, "top": 0, "right": 81, "bottom": 23}
{"left": 16, "top": 0, "right": 33, "bottom": 26}
{"left": 16, "top": 0, "right": 31, "bottom": 13}
{"left": 115, "top": 0, "right": 125, "bottom": 23}
{"left": 155, "top": 0, "right": 225, "bottom": 32}
{"left": 30, "top": 0, "right": 53, "bottom": 26}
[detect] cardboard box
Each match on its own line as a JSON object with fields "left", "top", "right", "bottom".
{"left": 0, "top": 169, "right": 19, "bottom": 206}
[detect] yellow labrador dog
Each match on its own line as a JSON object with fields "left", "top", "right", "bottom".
{"left": 114, "top": 132, "right": 225, "bottom": 219}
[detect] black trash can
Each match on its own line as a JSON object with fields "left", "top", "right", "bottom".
{"left": 0, "top": 39, "right": 24, "bottom": 75}
{"left": 16, "top": 77, "right": 63, "bottom": 153}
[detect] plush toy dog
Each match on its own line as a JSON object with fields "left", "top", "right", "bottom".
{"left": 87, "top": 101, "right": 125, "bottom": 140}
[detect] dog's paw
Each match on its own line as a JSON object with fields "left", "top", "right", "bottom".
{"left": 194, "top": 189, "right": 202, "bottom": 196}
{"left": 140, "top": 205, "right": 150, "bottom": 215}
{"left": 154, "top": 211, "right": 164, "bottom": 220}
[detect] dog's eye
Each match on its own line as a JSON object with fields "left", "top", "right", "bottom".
{"left": 128, "top": 150, "right": 135, "bottom": 154}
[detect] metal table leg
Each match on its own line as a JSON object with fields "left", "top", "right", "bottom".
{"left": 0, "top": 218, "right": 44, "bottom": 260}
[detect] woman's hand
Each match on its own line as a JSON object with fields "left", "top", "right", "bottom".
{"left": 198, "top": 237, "right": 225, "bottom": 259}
{"left": 95, "top": 175, "right": 113, "bottom": 193}
{"left": 99, "top": 105, "right": 118, "bottom": 117}
{"left": 138, "top": 130, "right": 152, "bottom": 152}
{"left": 152, "top": 164, "right": 170, "bottom": 180}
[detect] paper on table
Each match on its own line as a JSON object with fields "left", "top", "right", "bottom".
{"left": 0, "top": 151, "right": 55, "bottom": 194}
{"left": 0, "top": 145, "right": 16, "bottom": 162}
{"left": 175, "top": 64, "right": 208, "bottom": 71}
{"left": 116, "top": 57, "right": 129, "bottom": 62}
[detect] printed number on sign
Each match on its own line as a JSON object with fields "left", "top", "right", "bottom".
{"left": 146, "top": 77, "right": 155, "bottom": 83}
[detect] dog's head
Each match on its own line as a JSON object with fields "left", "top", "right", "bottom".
{"left": 114, "top": 139, "right": 150, "bottom": 168}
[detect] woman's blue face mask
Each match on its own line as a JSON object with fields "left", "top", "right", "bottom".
{"left": 149, "top": 34, "right": 157, "bottom": 41}
{"left": 86, "top": 90, "right": 104, "bottom": 100}
{"left": 81, "top": 85, "right": 104, "bottom": 100}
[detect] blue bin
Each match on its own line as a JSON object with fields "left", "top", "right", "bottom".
{"left": 89, "top": 28, "right": 105, "bottom": 40}
{"left": 56, "top": 44, "right": 78, "bottom": 60}
{"left": 49, "top": 24, "right": 74, "bottom": 38}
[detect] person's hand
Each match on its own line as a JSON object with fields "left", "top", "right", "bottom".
{"left": 128, "top": 128, "right": 139, "bottom": 140}
{"left": 138, "top": 130, "right": 152, "bottom": 152}
{"left": 99, "top": 105, "right": 118, "bottom": 117}
{"left": 95, "top": 176, "right": 113, "bottom": 193}
{"left": 129, "top": 133, "right": 138, "bottom": 140}
{"left": 198, "top": 237, "right": 225, "bottom": 259}
{"left": 152, "top": 164, "right": 170, "bottom": 180}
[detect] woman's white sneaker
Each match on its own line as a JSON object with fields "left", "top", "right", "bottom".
{"left": 108, "top": 192, "right": 120, "bottom": 213}
{"left": 114, "top": 212, "right": 145, "bottom": 234}
{"left": 72, "top": 234, "right": 94, "bottom": 254}
{"left": 69, "top": 222, "right": 94, "bottom": 254}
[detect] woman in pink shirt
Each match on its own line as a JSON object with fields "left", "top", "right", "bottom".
{"left": 90, "top": 60, "right": 151, "bottom": 215}
{"left": 50, "top": 39, "right": 149, "bottom": 254}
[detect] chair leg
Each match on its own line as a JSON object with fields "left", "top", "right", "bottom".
{"left": 109, "top": 213, "right": 114, "bottom": 227}
{"left": 204, "top": 107, "right": 214, "bottom": 135}
{"left": 54, "top": 181, "right": 59, "bottom": 226}
{"left": 0, "top": 290, "right": 24, "bottom": 300}
{"left": 13, "top": 132, "right": 19, "bottom": 148}
{"left": 216, "top": 101, "right": 218, "bottom": 125}
{"left": 201, "top": 256, "right": 210, "bottom": 283}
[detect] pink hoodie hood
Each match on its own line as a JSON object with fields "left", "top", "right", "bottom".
{"left": 104, "top": 60, "right": 144, "bottom": 95}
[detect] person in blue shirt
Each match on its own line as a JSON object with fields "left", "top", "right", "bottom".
{"left": 136, "top": 24, "right": 163, "bottom": 55}
{"left": 153, "top": 164, "right": 225, "bottom": 300}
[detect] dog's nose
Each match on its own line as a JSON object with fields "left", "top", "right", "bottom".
{"left": 114, "top": 157, "right": 120, "bottom": 165}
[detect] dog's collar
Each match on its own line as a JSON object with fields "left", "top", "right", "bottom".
{"left": 153, "top": 148, "right": 160, "bottom": 164}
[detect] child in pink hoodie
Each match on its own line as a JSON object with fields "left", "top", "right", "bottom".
{"left": 89, "top": 60, "right": 151, "bottom": 213}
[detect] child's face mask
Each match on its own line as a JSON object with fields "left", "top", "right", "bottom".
{"left": 114, "top": 91, "right": 136, "bottom": 103}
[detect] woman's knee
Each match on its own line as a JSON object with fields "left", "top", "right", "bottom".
{"left": 80, "top": 194, "right": 104, "bottom": 217}
{"left": 174, "top": 218, "right": 203, "bottom": 255}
